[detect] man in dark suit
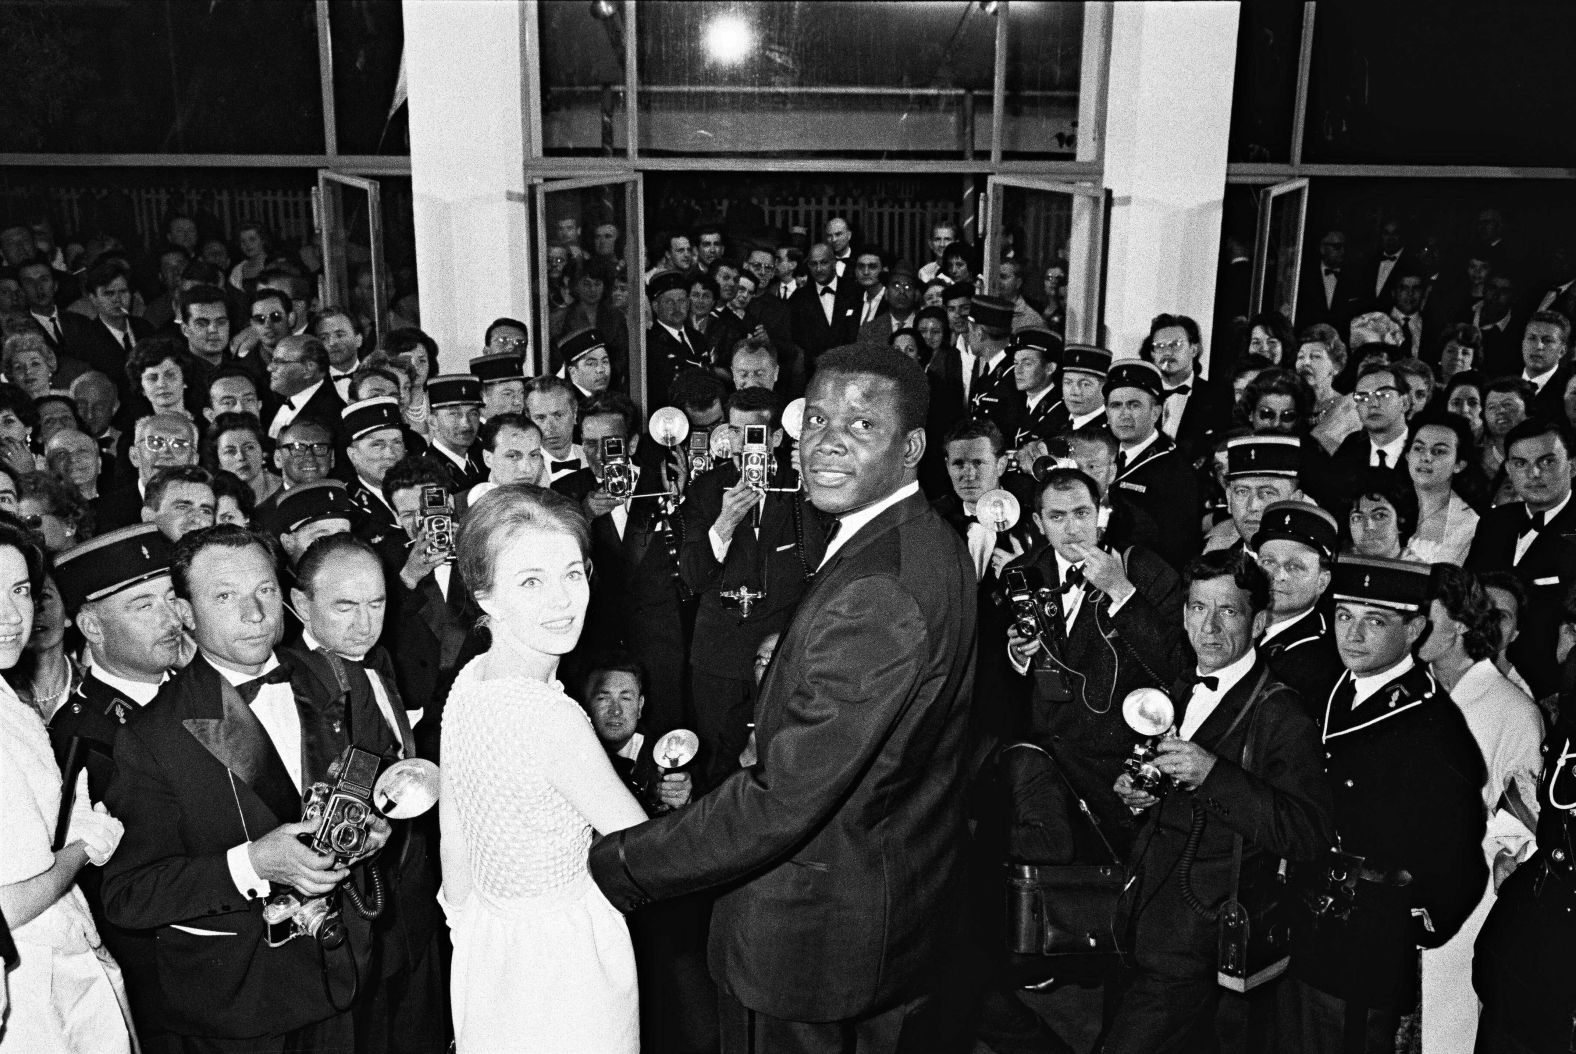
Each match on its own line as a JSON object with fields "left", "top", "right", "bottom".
{"left": 72, "top": 258, "right": 154, "bottom": 397}
{"left": 418, "top": 374, "right": 486, "bottom": 493}
{"left": 1295, "top": 228, "right": 1361, "bottom": 331}
{"left": 1146, "top": 313, "right": 1231, "bottom": 466}
{"left": 1252, "top": 502, "right": 1345, "bottom": 719}
{"left": 1004, "top": 466, "right": 1187, "bottom": 855}
{"left": 1105, "top": 359, "right": 1202, "bottom": 569}
{"left": 17, "top": 255, "right": 98, "bottom": 364}
{"left": 1350, "top": 218, "right": 1419, "bottom": 316}
{"left": 93, "top": 412, "right": 201, "bottom": 533}
{"left": 678, "top": 387, "right": 827, "bottom": 787}
{"left": 101, "top": 525, "right": 379, "bottom": 1050}
{"left": 742, "top": 248, "right": 802, "bottom": 393}
{"left": 1103, "top": 551, "right": 1333, "bottom": 1054}
{"left": 592, "top": 345, "right": 978, "bottom": 1053}
{"left": 1280, "top": 556, "right": 1487, "bottom": 1051}
{"left": 788, "top": 242, "right": 861, "bottom": 376}
{"left": 647, "top": 271, "right": 710, "bottom": 407}
{"left": 264, "top": 333, "right": 344, "bottom": 444}
{"left": 1328, "top": 362, "right": 1413, "bottom": 510}
{"left": 963, "top": 295, "right": 1021, "bottom": 438}
{"left": 284, "top": 534, "right": 447, "bottom": 1054}
{"left": 1517, "top": 310, "right": 1574, "bottom": 425}
{"left": 1465, "top": 418, "right": 1576, "bottom": 701}
{"left": 555, "top": 393, "right": 692, "bottom": 740}
{"left": 857, "top": 260, "right": 919, "bottom": 344}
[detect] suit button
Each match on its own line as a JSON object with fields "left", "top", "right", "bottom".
{"left": 1556, "top": 849, "right": 1567, "bottom": 862}
{"left": 1343, "top": 779, "right": 1354, "bottom": 788}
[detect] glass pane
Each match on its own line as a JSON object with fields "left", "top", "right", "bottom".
{"left": 1000, "top": 2, "right": 1082, "bottom": 161}
{"left": 1304, "top": 1, "right": 1576, "bottom": 165}
{"left": 318, "top": 177, "right": 383, "bottom": 336}
{"left": 985, "top": 182, "right": 1081, "bottom": 341}
{"left": 0, "top": 0, "right": 323, "bottom": 154}
{"left": 1226, "top": 2, "right": 1303, "bottom": 163}
{"left": 538, "top": 181, "right": 636, "bottom": 393}
{"left": 329, "top": 0, "right": 409, "bottom": 155}
{"left": 538, "top": 0, "right": 630, "bottom": 157}
{"left": 1256, "top": 182, "right": 1307, "bottom": 322}
{"left": 633, "top": 0, "right": 998, "bottom": 159}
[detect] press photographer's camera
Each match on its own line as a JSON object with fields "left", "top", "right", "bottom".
{"left": 995, "top": 566, "right": 1058, "bottom": 644}
{"left": 263, "top": 747, "right": 441, "bottom": 950}
{"left": 1121, "top": 688, "right": 1176, "bottom": 796}
{"left": 742, "top": 424, "right": 770, "bottom": 489}
{"left": 420, "top": 485, "right": 454, "bottom": 562}
{"left": 687, "top": 428, "right": 713, "bottom": 481}
{"left": 601, "top": 436, "right": 633, "bottom": 499}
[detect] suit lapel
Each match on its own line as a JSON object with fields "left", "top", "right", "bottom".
{"left": 180, "top": 657, "right": 301, "bottom": 825}
{"left": 1519, "top": 499, "right": 1576, "bottom": 571}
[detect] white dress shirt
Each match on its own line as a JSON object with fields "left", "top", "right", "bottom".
{"left": 1369, "top": 433, "right": 1407, "bottom": 469}
{"left": 1179, "top": 647, "right": 1258, "bottom": 741}
{"left": 1351, "top": 655, "right": 1415, "bottom": 710}
{"left": 268, "top": 378, "right": 326, "bottom": 439}
{"left": 214, "top": 652, "right": 300, "bottom": 899}
{"left": 1523, "top": 363, "right": 1559, "bottom": 394}
{"left": 87, "top": 666, "right": 163, "bottom": 708}
{"left": 1515, "top": 490, "right": 1570, "bottom": 565}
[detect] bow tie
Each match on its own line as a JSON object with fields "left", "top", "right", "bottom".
{"left": 1522, "top": 508, "right": 1548, "bottom": 535}
{"left": 820, "top": 285, "right": 835, "bottom": 296}
{"left": 550, "top": 459, "right": 581, "bottom": 473}
{"left": 331, "top": 371, "right": 355, "bottom": 382}
{"left": 1164, "top": 384, "right": 1191, "bottom": 398}
{"left": 1061, "top": 565, "right": 1085, "bottom": 591}
{"left": 236, "top": 663, "right": 292, "bottom": 705}
{"left": 1323, "top": 267, "right": 1340, "bottom": 276}
{"left": 1382, "top": 253, "right": 1400, "bottom": 262}
{"left": 1189, "top": 672, "right": 1220, "bottom": 691}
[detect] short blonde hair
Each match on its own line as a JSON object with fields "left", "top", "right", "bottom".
{"left": 457, "top": 484, "right": 590, "bottom": 597}
{"left": 3, "top": 330, "right": 56, "bottom": 376}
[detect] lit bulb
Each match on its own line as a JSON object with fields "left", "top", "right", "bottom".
{"left": 705, "top": 14, "right": 754, "bottom": 65}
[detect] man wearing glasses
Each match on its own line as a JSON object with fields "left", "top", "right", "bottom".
{"left": 1145, "top": 313, "right": 1230, "bottom": 464}
{"left": 483, "top": 317, "right": 530, "bottom": 358}
{"left": 265, "top": 334, "right": 344, "bottom": 442}
{"left": 255, "top": 419, "right": 337, "bottom": 525}
{"left": 240, "top": 288, "right": 294, "bottom": 366}
{"left": 1330, "top": 362, "right": 1412, "bottom": 506}
{"left": 92, "top": 413, "right": 200, "bottom": 532}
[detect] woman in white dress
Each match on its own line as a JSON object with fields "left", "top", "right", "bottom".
{"left": 440, "top": 484, "right": 648, "bottom": 1054}
{"left": 1401, "top": 412, "right": 1480, "bottom": 565}
{"left": 0, "top": 524, "right": 134, "bottom": 1053}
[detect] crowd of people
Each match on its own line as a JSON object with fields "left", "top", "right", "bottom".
{"left": 0, "top": 202, "right": 1574, "bottom": 1054}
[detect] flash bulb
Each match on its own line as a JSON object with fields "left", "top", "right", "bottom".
{"left": 782, "top": 397, "right": 806, "bottom": 441}
{"left": 648, "top": 406, "right": 690, "bottom": 448}
{"left": 373, "top": 758, "right": 441, "bottom": 819}
{"left": 654, "top": 729, "right": 700, "bottom": 770}
{"left": 975, "top": 489, "right": 1021, "bottom": 532}
{"left": 1122, "top": 688, "right": 1175, "bottom": 738}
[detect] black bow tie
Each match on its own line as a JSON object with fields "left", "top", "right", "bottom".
{"left": 1061, "top": 565, "right": 1084, "bottom": 591}
{"left": 1382, "top": 253, "right": 1400, "bottom": 261}
{"left": 820, "top": 285, "right": 835, "bottom": 296}
{"left": 550, "top": 459, "right": 580, "bottom": 473}
{"left": 1324, "top": 267, "right": 1340, "bottom": 276}
{"left": 1523, "top": 508, "right": 1548, "bottom": 535}
{"left": 1189, "top": 673, "right": 1220, "bottom": 691}
{"left": 1164, "top": 384, "right": 1191, "bottom": 398}
{"left": 236, "top": 663, "right": 292, "bottom": 705}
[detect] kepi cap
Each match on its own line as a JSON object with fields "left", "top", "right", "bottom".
{"left": 556, "top": 328, "right": 608, "bottom": 365}
{"left": 55, "top": 523, "right": 174, "bottom": 614}
{"left": 268, "top": 480, "right": 356, "bottom": 536}
{"left": 1252, "top": 500, "right": 1340, "bottom": 562}
{"left": 426, "top": 374, "right": 482, "bottom": 408}
{"left": 1225, "top": 435, "right": 1301, "bottom": 479}
{"left": 1061, "top": 344, "right": 1112, "bottom": 378}
{"left": 646, "top": 271, "right": 689, "bottom": 301}
{"left": 1103, "top": 359, "right": 1165, "bottom": 402}
{"left": 969, "top": 294, "right": 1015, "bottom": 331}
{"left": 341, "top": 396, "right": 403, "bottom": 443}
{"left": 1332, "top": 555, "right": 1431, "bottom": 614}
{"left": 469, "top": 352, "right": 526, "bottom": 385}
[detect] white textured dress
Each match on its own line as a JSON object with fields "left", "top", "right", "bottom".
{"left": 440, "top": 644, "right": 648, "bottom": 1054}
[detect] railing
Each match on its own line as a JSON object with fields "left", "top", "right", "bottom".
{"left": 759, "top": 196, "right": 962, "bottom": 270}
{"left": 0, "top": 185, "right": 316, "bottom": 249}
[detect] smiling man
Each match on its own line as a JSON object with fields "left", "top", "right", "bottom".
{"left": 592, "top": 344, "right": 978, "bottom": 1050}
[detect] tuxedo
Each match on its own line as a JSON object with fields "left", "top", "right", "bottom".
{"left": 1524, "top": 362, "right": 1574, "bottom": 426}
{"left": 680, "top": 459, "right": 826, "bottom": 785}
{"left": 1352, "top": 249, "right": 1419, "bottom": 314}
{"left": 385, "top": 554, "right": 479, "bottom": 761}
{"left": 1111, "top": 433, "right": 1202, "bottom": 570}
{"left": 268, "top": 378, "right": 345, "bottom": 440}
{"left": 1296, "top": 261, "right": 1361, "bottom": 330}
{"left": 646, "top": 321, "right": 709, "bottom": 405}
{"left": 101, "top": 655, "right": 375, "bottom": 1041}
{"left": 788, "top": 276, "right": 861, "bottom": 372}
{"left": 1261, "top": 607, "right": 1343, "bottom": 721}
{"left": 1161, "top": 373, "right": 1231, "bottom": 465}
{"left": 591, "top": 489, "right": 978, "bottom": 1029}
{"left": 1103, "top": 658, "right": 1333, "bottom": 1053}
{"left": 1289, "top": 663, "right": 1487, "bottom": 1015}
{"left": 1465, "top": 496, "right": 1576, "bottom": 699}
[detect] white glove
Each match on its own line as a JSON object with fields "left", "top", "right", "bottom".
{"left": 68, "top": 771, "right": 124, "bottom": 866}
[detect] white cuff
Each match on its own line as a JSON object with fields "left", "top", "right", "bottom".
{"left": 227, "top": 843, "right": 271, "bottom": 900}
{"left": 1007, "top": 642, "right": 1031, "bottom": 676}
{"left": 1106, "top": 585, "right": 1135, "bottom": 617}
{"left": 709, "top": 525, "right": 731, "bottom": 563}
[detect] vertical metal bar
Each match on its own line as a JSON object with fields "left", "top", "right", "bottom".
{"left": 533, "top": 184, "right": 551, "bottom": 377}
{"left": 961, "top": 92, "right": 976, "bottom": 161}
{"left": 624, "top": 0, "right": 639, "bottom": 158}
{"left": 991, "top": 2, "right": 1008, "bottom": 164}
{"left": 316, "top": 0, "right": 338, "bottom": 157}
{"left": 522, "top": 0, "right": 545, "bottom": 160}
{"left": 1290, "top": 2, "right": 1316, "bottom": 168}
{"left": 630, "top": 176, "right": 647, "bottom": 409}
{"left": 366, "top": 181, "right": 387, "bottom": 333}
{"left": 1075, "top": 2, "right": 1112, "bottom": 165}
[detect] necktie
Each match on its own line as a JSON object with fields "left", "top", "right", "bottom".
{"left": 45, "top": 315, "right": 62, "bottom": 344}
{"left": 970, "top": 355, "right": 984, "bottom": 395}
{"left": 862, "top": 297, "right": 878, "bottom": 324}
{"left": 1325, "top": 676, "right": 1358, "bottom": 735}
{"left": 1114, "top": 450, "right": 1129, "bottom": 475}
{"left": 1189, "top": 672, "right": 1220, "bottom": 691}
{"left": 1375, "top": 449, "right": 1388, "bottom": 469}
{"left": 236, "top": 663, "right": 293, "bottom": 705}
{"left": 1324, "top": 267, "right": 1340, "bottom": 277}
{"left": 550, "top": 459, "right": 580, "bottom": 473}
{"left": 121, "top": 329, "right": 134, "bottom": 355}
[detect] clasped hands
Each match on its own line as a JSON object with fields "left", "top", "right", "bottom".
{"left": 68, "top": 771, "right": 124, "bottom": 866}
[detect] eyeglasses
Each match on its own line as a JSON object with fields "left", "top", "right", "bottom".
{"left": 1153, "top": 338, "right": 1192, "bottom": 352}
{"left": 142, "top": 434, "right": 193, "bottom": 453}
{"left": 1254, "top": 407, "right": 1301, "bottom": 425}
{"left": 18, "top": 513, "right": 42, "bottom": 529}
{"left": 1351, "top": 388, "right": 1401, "bottom": 405}
{"left": 251, "top": 310, "right": 286, "bottom": 325}
{"left": 490, "top": 337, "right": 529, "bottom": 351}
{"left": 279, "top": 441, "right": 331, "bottom": 456}
{"left": 268, "top": 356, "right": 307, "bottom": 369}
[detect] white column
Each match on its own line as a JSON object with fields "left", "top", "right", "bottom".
{"left": 403, "top": 0, "right": 535, "bottom": 373}
{"left": 1098, "top": 1, "right": 1238, "bottom": 367}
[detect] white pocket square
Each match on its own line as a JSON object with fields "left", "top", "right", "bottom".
{"left": 169, "top": 924, "right": 235, "bottom": 938}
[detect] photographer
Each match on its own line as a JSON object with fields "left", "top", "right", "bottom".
{"left": 1104, "top": 551, "right": 1333, "bottom": 1054}
{"left": 1002, "top": 467, "right": 1185, "bottom": 860}
{"left": 680, "top": 386, "right": 828, "bottom": 787}
{"left": 553, "top": 393, "right": 690, "bottom": 736}
{"left": 102, "top": 525, "right": 379, "bottom": 1050}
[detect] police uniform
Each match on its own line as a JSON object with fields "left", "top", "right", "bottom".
{"left": 1281, "top": 557, "right": 1488, "bottom": 1053}
{"left": 1006, "top": 329, "right": 1063, "bottom": 450}
{"left": 1106, "top": 359, "right": 1202, "bottom": 569}
{"left": 1041, "top": 343, "right": 1111, "bottom": 440}
{"left": 1253, "top": 501, "right": 1346, "bottom": 719}
{"left": 470, "top": 349, "right": 527, "bottom": 417}
{"left": 341, "top": 397, "right": 405, "bottom": 555}
{"left": 419, "top": 374, "right": 487, "bottom": 492}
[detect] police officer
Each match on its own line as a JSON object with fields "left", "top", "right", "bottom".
{"left": 341, "top": 396, "right": 406, "bottom": 554}
{"left": 421, "top": 374, "right": 486, "bottom": 492}
{"left": 1280, "top": 556, "right": 1487, "bottom": 1053}
{"left": 469, "top": 349, "right": 526, "bottom": 420}
{"left": 1253, "top": 501, "right": 1345, "bottom": 717}
{"left": 1105, "top": 358, "right": 1203, "bottom": 570}
{"left": 1206, "top": 435, "right": 1305, "bottom": 557}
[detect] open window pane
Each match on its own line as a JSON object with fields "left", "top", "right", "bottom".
{"left": 983, "top": 177, "right": 1105, "bottom": 345}
{"left": 316, "top": 172, "right": 386, "bottom": 341}
{"left": 1252, "top": 178, "right": 1309, "bottom": 324}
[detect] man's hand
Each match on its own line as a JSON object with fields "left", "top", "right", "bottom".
{"left": 345, "top": 815, "right": 391, "bottom": 866}
{"left": 1152, "top": 738, "right": 1217, "bottom": 790}
{"left": 991, "top": 535, "right": 1026, "bottom": 578}
{"left": 1014, "top": 440, "right": 1050, "bottom": 474}
{"left": 583, "top": 487, "right": 622, "bottom": 520}
{"left": 663, "top": 449, "right": 688, "bottom": 496}
{"left": 399, "top": 527, "right": 446, "bottom": 590}
{"left": 248, "top": 821, "right": 350, "bottom": 897}
{"left": 229, "top": 327, "right": 262, "bottom": 359}
{"left": 1114, "top": 771, "right": 1158, "bottom": 812}
{"left": 656, "top": 772, "right": 692, "bottom": 810}
{"left": 1006, "top": 624, "right": 1043, "bottom": 662}
{"left": 712, "top": 477, "right": 759, "bottom": 542}
{"left": 1072, "top": 544, "right": 1135, "bottom": 605}
{"left": 1492, "top": 846, "right": 1524, "bottom": 891}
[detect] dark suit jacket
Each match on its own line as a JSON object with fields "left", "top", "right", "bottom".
{"left": 72, "top": 315, "right": 154, "bottom": 398}
{"left": 417, "top": 441, "right": 485, "bottom": 495}
{"left": 386, "top": 559, "right": 478, "bottom": 761}
{"left": 101, "top": 655, "right": 372, "bottom": 1039}
{"left": 1528, "top": 363, "right": 1574, "bottom": 426}
{"left": 1112, "top": 435, "right": 1202, "bottom": 570}
{"left": 1295, "top": 263, "right": 1362, "bottom": 331}
{"left": 1465, "top": 498, "right": 1576, "bottom": 699}
{"left": 269, "top": 379, "right": 345, "bottom": 441}
{"left": 1012, "top": 391, "right": 1064, "bottom": 449}
{"left": 1167, "top": 375, "right": 1232, "bottom": 466}
{"left": 1292, "top": 663, "right": 1487, "bottom": 1010}
{"left": 1124, "top": 660, "right": 1333, "bottom": 975}
{"left": 745, "top": 294, "right": 802, "bottom": 395}
{"left": 591, "top": 490, "right": 977, "bottom": 1022}
{"left": 646, "top": 322, "right": 709, "bottom": 406}
{"left": 1328, "top": 430, "right": 1410, "bottom": 510}
{"left": 1350, "top": 250, "right": 1420, "bottom": 316}
{"left": 1262, "top": 607, "right": 1344, "bottom": 721}
{"left": 788, "top": 277, "right": 861, "bottom": 372}
{"left": 1013, "top": 540, "right": 1188, "bottom": 835}
{"left": 91, "top": 480, "right": 146, "bottom": 534}
{"left": 968, "top": 352, "right": 1023, "bottom": 438}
